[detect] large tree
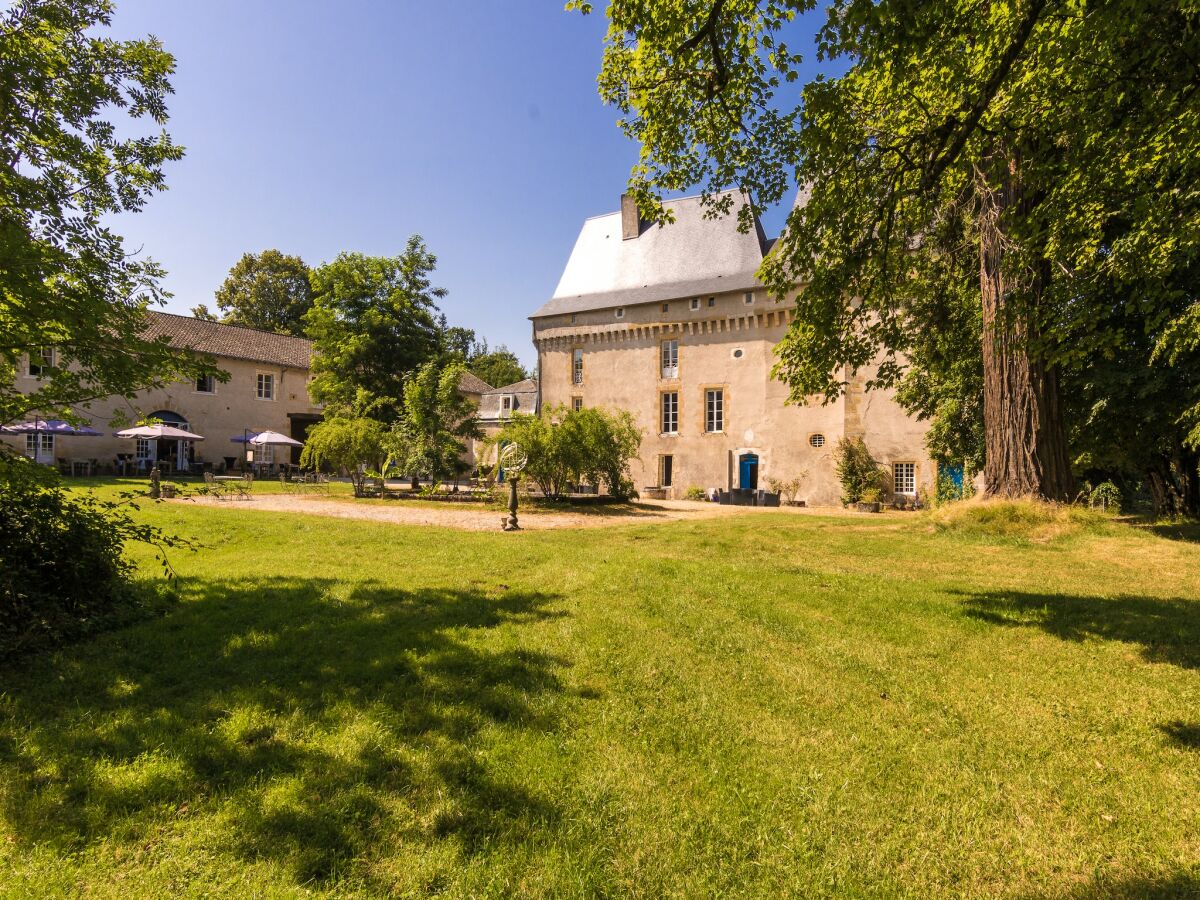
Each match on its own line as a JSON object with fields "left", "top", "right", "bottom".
{"left": 214, "top": 249, "right": 313, "bottom": 336}
{"left": 387, "top": 359, "right": 483, "bottom": 486}
{"left": 468, "top": 342, "right": 529, "bottom": 390}
{"left": 0, "top": 0, "right": 214, "bottom": 426}
{"left": 304, "top": 238, "right": 446, "bottom": 420}
{"left": 579, "top": 0, "right": 1200, "bottom": 500}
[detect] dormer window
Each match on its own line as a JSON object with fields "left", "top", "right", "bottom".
{"left": 690, "top": 298, "right": 700, "bottom": 310}
{"left": 744, "top": 292, "right": 755, "bottom": 305}
{"left": 615, "top": 307, "right": 625, "bottom": 319}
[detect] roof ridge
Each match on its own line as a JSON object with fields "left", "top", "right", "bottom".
{"left": 146, "top": 309, "right": 312, "bottom": 345}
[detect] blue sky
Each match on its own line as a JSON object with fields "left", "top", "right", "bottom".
{"left": 108, "top": 2, "right": 825, "bottom": 369}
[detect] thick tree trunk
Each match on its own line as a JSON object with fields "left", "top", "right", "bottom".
{"left": 975, "top": 154, "right": 1073, "bottom": 501}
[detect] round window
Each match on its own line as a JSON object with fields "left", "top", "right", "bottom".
{"left": 809, "top": 433, "right": 826, "bottom": 448}
{"left": 732, "top": 348, "right": 744, "bottom": 359}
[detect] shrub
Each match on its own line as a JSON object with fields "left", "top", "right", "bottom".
{"left": 492, "top": 406, "right": 642, "bottom": 501}
{"left": 860, "top": 486, "right": 882, "bottom": 505}
{"left": 935, "top": 468, "right": 976, "bottom": 505}
{"left": 1089, "top": 481, "right": 1123, "bottom": 512}
{"left": 301, "top": 416, "right": 388, "bottom": 498}
{"left": 683, "top": 486, "right": 707, "bottom": 501}
{"left": 834, "top": 438, "right": 886, "bottom": 505}
{"left": 766, "top": 474, "right": 806, "bottom": 504}
{"left": 0, "top": 452, "right": 185, "bottom": 661}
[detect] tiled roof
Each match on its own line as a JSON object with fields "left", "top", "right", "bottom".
{"left": 533, "top": 191, "right": 771, "bottom": 318}
{"left": 457, "top": 371, "right": 494, "bottom": 395}
{"left": 478, "top": 378, "right": 539, "bottom": 420}
{"left": 144, "top": 311, "right": 312, "bottom": 369}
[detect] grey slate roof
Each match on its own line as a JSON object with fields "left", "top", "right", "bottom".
{"left": 532, "top": 191, "right": 771, "bottom": 318}
{"left": 144, "top": 311, "right": 312, "bottom": 369}
{"left": 478, "top": 377, "right": 538, "bottom": 420}
{"left": 457, "top": 371, "right": 494, "bottom": 395}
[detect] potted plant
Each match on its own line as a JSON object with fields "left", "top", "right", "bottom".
{"left": 856, "top": 486, "right": 882, "bottom": 513}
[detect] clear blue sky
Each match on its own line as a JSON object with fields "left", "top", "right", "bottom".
{"left": 107, "top": 2, "right": 826, "bottom": 369}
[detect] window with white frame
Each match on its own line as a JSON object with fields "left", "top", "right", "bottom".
{"left": 135, "top": 438, "right": 152, "bottom": 460}
{"left": 690, "top": 298, "right": 700, "bottom": 310}
{"left": 809, "top": 433, "right": 826, "bottom": 448}
{"left": 707, "top": 297, "right": 716, "bottom": 308}
{"left": 705, "top": 388, "right": 724, "bottom": 433}
{"left": 572, "top": 348, "right": 583, "bottom": 384}
{"left": 256, "top": 372, "right": 275, "bottom": 400}
{"left": 893, "top": 462, "right": 916, "bottom": 495}
{"left": 195, "top": 374, "right": 215, "bottom": 394}
{"left": 27, "top": 347, "right": 55, "bottom": 378}
{"left": 25, "top": 433, "right": 53, "bottom": 458}
{"left": 661, "top": 391, "right": 678, "bottom": 434}
{"left": 660, "top": 339, "right": 678, "bottom": 378}
{"left": 744, "top": 292, "right": 755, "bottom": 305}
{"left": 615, "top": 307, "right": 625, "bottom": 319}
{"left": 572, "top": 396, "right": 583, "bottom": 411}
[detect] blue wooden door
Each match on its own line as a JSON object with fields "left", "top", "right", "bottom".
{"left": 739, "top": 453, "right": 759, "bottom": 489}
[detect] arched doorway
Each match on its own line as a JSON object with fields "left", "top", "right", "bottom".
{"left": 738, "top": 452, "right": 759, "bottom": 490}
{"left": 148, "top": 410, "right": 193, "bottom": 472}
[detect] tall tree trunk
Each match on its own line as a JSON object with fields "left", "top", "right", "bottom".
{"left": 975, "top": 152, "right": 1073, "bottom": 501}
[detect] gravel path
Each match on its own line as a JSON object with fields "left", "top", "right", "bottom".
{"left": 188, "top": 493, "right": 837, "bottom": 531}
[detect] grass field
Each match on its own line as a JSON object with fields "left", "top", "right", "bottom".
{"left": 2, "top": 487, "right": 1199, "bottom": 897}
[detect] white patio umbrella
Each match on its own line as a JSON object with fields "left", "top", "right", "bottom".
{"left": 248, "top": 430, "right": 302, "bottom": 448}
{"left": 115, "top": 424, "right": 206, "bottom": 441}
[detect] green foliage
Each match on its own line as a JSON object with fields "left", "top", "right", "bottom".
{"left": 305, "top": 239, "right": 446, "bottom": 419}
{"left": 834, "top": 438, "right": 885, "bottom": 506}
{"left": 0, "top": 452, "right": 184, "bottom": 660}
{"left": 935, "top": 469, "right": 975, "bottom": 506}
{"left": 300, "top": 416, "right": 388, "bottom": 498}
{"left": 583, "top": 0, "right": 1200, "bottom": 497}
{"left": 766, "top": 474, "right": 806, "bottom": 505}
{"left": 683, "top": 485, "right": 707, "bottom": 501}
{"left": 468, "top": 344, "right": 530, "bottom": 391}
{"left": 1089, "top": 481, "right": 1123, "bottom": 513}
{"left": 386, "top": 360, "right": 483, "bottom": 485}
{"left": 214, "top": 250, "right": 313, "bottom": 336}
{"left": 0, "top": 0, "right": 216, "bottom": 426}
{"left": 493, "top": 405, "right": 643, "bottom": 501}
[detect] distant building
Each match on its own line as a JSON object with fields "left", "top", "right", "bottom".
{"left": 3, "top": 311, "right": 322, "bottom": 474}
{"left": 530, "top": 192, "right": 935, "bottom": 505}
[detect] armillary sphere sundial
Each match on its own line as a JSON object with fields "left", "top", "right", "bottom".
{"left": 499, "top": 442, "right": 528, "bottom": 531}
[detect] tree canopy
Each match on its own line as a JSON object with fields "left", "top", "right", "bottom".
{"left": 0, "top": 0, "right": 214, "bottom": 425}
{"left": 579, "top": 0, "right": 1200, "bottom": 503}
{"left": 304, "top": 239, "right": 446, "bottom": 420}
{"left": 387, "top": 359, "right": 483, "bottom": 485}
{"left": 468, "top": 343, "right": 529, "bottom": 390}
{"left": 214, "top": 249, "right": 313, "bottom": 336}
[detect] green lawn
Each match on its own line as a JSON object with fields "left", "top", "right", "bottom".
{"left": 2, "top": 492, "right": 1199, "bottom": 897}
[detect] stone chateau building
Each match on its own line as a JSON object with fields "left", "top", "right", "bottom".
{"left": 531, "top": 192, "right": 935, "bottom": 506}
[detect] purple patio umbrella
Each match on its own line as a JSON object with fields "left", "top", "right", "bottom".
{"left": 3, "top": 419, "right": 102, "bottom": 436}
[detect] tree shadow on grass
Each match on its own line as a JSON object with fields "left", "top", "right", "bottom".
{"left": 1158, "top": 721, "right": 1200, "bottom": 750}
{"left": 0, "top": 577, "right": 569, "bottom": 888}
{"left": 957, "top": 590, "right": 1200, "bottom": 670}
{"left": 1050, "top": 871, "right": 1200, "bottom": 898}
{"left": 1137, "top": 520, "right": 1200, "bottom": 544}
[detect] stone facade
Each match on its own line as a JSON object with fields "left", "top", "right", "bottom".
{"left": 2, "top": 312, "right": 321, "bottom": 474}
{"left": 531, "top": 193, "right": 936, "bottom": 506}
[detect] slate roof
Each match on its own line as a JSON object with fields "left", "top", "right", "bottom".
{"left": 478, "top": 378, "right": 539, "bottom": 420}
{"left": 533, "top": 191, "right": 771, "bottom": 318}
{"left": 457, "top": 371, "right": 494, "bottom": 395}
{"left": 143, "top": 311, "right": 312, "bottom": 369}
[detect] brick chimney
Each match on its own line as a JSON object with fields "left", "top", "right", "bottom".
{"left": 620, "top": 193, "right": 640, "bottom": 240}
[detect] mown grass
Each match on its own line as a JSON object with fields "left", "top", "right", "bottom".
{"left": 1, "top": 491, "right": 1199, "bottom": 897}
